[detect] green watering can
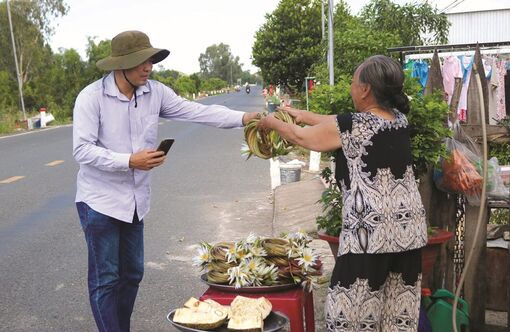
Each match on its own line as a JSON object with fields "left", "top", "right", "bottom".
{"left": 424, "top": 289, "right": 470, "bottom": 332}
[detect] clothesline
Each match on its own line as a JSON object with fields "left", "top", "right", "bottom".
{"left": 406, "top": 48, "right": 510, "bottom": 61}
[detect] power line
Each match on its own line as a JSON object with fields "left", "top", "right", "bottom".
{"left": 440, "top": 0, "right": 466, "bottom": 13}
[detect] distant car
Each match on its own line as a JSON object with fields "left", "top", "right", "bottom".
{"left": 234, "top": 85, "right": 241, "bottom": 92}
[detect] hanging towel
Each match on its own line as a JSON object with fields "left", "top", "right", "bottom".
{"left": 496, "top": 60, "right": 507, "bottom": 120}
{"left": 457, "top": 55, "right": 473, "bottom": 122}
{"left": 442, "top": 56, "right": 463, "bottom": 104}
{"left": 412, "top": 60, "right": 429, "bottom": 88}
{"left": 487, "top": 57, "right": 500, "bottom": 124}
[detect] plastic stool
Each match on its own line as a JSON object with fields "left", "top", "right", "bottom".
{"left": 200, "top": 287, "right": 315, "bottom": 332}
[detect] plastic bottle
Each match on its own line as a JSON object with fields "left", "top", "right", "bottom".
{"left": 419, "top": 288, "right": 433, "bottom": 332}
{"left": 422, "top": 287, "right": 433, "bottom": 309}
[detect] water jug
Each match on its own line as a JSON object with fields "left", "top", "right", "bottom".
{"left": 426, "top": 289, "right": 469, "bottom": 332}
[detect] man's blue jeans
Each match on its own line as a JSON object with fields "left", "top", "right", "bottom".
{"left": 76, "top": 202, "right": 144, "bottom": 332}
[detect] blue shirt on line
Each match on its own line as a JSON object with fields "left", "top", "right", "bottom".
{"left": 73, "top": 72, "right": 245, "bottom": 223}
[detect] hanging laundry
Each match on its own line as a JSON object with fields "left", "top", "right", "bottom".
{"left": 506, "top": 66, "right": 510, "bottom": 118}
{"left": 496, "top": 59, "right": 507, "bottom": 120}
{"left": 482, "top": 58, "right": 492, "bottom": 79}
{"left": 404, "top": 59, "right": 415, "bottom": 72}
{"left": 457, "top": 55, "right": 473, "bottom": 122}
{"left": 409, "top": 60, "right": 429, "bottom": 89}
{"left": 442, "top": 56, "right": 463, "bottom": 105}
{"left": 486, "top": 56, "right": 500, "bottom": 124}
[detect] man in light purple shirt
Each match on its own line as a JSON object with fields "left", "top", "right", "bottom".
{"left": 73, "top": 30, "right": 258, "bottom": 332}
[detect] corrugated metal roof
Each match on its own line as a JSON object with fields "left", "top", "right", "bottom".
{"left": 447, "top": 8, "right": 510, "bottom": 44}
{"left": 441, "top": 0, "right": 510, "bottom": 13}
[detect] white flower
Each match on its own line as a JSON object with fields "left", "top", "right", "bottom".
{"left": 227, "top": 266, "right": 249, "bottom": 288}
{"left": 296, "top": 248, "right": 317, "bottom": 271}
{"left": 246, "top": 233, "right": 258, "bottom": 244}
{"left": 259, "top": 264, "right": 279, "bottom": 284}
{"left": 192, "top": 243, "right": 212, "bottom": 267}
{"left": 225, "top": 243, "right": 252, "bottom": 264}
{"left": 226, "top": 245, "right": 238, "bottom": 263}
{"left": 236, "top": 249, "right": 252, "bottom": 262}
{"left": 287, "top": 242, "right": 306, "bottom": 258}
{"left": 250, "top": 245, "right": 268, "bottom": 257}
{"left": 241, "top": 143, "right": 250, "bottom": 155}
{"left": 286, "top": 231, "right": 312, "bottom": 246}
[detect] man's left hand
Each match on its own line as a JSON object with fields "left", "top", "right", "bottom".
{"left": 242, "top": 112, "right": 260, "bottom": 126}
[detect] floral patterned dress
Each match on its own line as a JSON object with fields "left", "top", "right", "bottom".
{"left": 325, "top": 110, "right": 428, "bottom": 332}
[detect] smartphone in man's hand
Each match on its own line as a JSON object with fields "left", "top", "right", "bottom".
{"left": 157, "top": 138, "right": 175, "bottom": 155}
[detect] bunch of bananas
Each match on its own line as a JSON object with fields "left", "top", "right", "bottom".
{"left": 243, "top": 110, "right": 296, "bottom": 160}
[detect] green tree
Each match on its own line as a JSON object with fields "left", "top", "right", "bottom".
{"left": 360, "top": 0, "right": 450, "bottom": 46}
{"left": 201, "top": 78, "right": 227, "bottom": 92}
{"left": 20, "top": 48, "right": 86, "bottom": 122}
{"left": 175, "top": 75, "right": 197, "bottom": 97}
{"left": 308, "top": 76, "right": 354, "bottom": 115}
{"left": 189, "top": 73, "right": 202, "bottom": 92}
{"left": 198, "top": 43, "right": 242, "bottom": 84}
{"left": 310, "top": 0, "right": 448, "bottom": 83}
{"left": 312, "top": 11, "right": 400, "bottom": 83}
{"left": 0, "top": 71, "right": 17, "bottom": 109}
{"left": 0, "top": 0, "right": 68, "bottom": 86}
{"left": 252, "top": 0, "right": 322, "bottom": 88}
{"left": 153, "top": 67, "right": 181, "bottom": 80}
{"left": 84, "top": 37, "right": 111, "bottom": 82}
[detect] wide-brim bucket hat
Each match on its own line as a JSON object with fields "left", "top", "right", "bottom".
{"left": 96, "top": 30, "right": 170, "bottom": 71}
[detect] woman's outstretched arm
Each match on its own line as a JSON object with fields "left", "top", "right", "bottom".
{"left": 258, "top": 114, "right": 341, "bottom": 152}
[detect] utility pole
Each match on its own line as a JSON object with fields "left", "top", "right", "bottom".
{"left": 6, "top": 0, "right": 26, "bottom": 121}
{"left": 327, "top": 0, "right": 334, "bottom": 85}
{"left": 310, "top": 0, "right": 334, "bottom": 172}
{"left": 230, "top": 63, "right": 233, "bottom": 86}
{"left": 321, "top": 0, "right": 325, "bottom": 40}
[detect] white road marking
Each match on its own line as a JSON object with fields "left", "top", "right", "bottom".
{"left": 45, "top": 160, "right": 65, "bottom": 167}
{"left": 0, "top": 176, "right": 25, "bottom": 184}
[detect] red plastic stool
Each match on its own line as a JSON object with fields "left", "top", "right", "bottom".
{"left": 200, "top": 287, "right": 315, "bottom": 332}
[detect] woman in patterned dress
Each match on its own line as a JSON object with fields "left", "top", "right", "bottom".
{"left": 258, "top": 55, "right": 427, "bottom": 332}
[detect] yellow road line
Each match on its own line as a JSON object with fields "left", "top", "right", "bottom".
{"left": 0, "top": 176, "right": 25, "bottom": 184}
{"left": 45, "top": 160, "right": 65, "bottom": 167}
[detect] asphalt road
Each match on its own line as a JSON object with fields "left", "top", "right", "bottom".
{"left": 0, "top": 86, "right": 273, "bottom": 331}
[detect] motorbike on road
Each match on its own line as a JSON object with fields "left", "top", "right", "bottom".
{"left": 245, "top": 86, "right": 250, "bottom": 94}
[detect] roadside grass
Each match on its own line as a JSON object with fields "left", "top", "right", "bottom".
{"left": 0, "top": 112, "right": 18, "bottom": 135}
{"left": 0, "top": 105, "right": 72, "bottom": 135}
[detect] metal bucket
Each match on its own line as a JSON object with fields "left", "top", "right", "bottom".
{"left": 280, "top": 164, "right": 301, "bottom": 184}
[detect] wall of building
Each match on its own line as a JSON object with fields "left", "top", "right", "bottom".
{"left": 447, "top": 8, "right": 510, "bottom": 44}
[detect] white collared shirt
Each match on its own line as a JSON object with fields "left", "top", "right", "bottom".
{"left": 73, "top": 72, "right": 244, "bottom": 222}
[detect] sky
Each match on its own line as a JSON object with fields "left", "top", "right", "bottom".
{"left": 48, "top": 0, "right": 510, "bottom": 75}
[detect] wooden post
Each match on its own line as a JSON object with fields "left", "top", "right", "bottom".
{"left": 419, "top": 49, "right": 457, "bottom": 290}
{"left": 463, "top": 203, "right": 488, "bottom": 329}
{"left": 461, "top": 45, "right": 490, "bottom": 329}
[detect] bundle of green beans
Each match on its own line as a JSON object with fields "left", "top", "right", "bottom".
{"left": 243, "top": 110, "right": 296, "bottom": 160}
